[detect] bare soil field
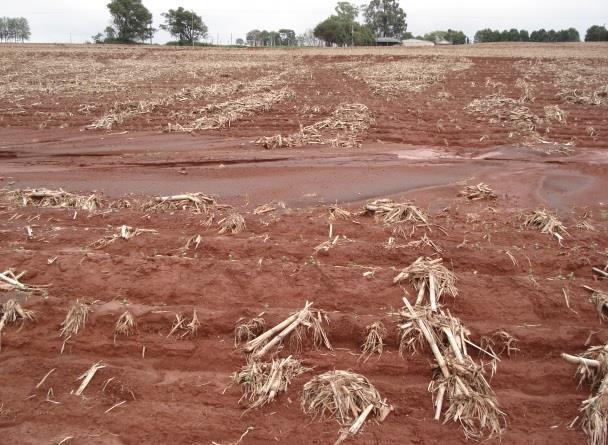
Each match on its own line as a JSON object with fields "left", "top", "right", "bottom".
{"left": 0, "top": 43, "right": 607, "bottom": 445}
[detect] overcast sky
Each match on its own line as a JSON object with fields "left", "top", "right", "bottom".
{"left": 3, "top": 0, "right": 607, "bottom": 44}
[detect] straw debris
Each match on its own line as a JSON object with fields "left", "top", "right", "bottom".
{"left": 233, "top": 355, "right": 310, "bottom": 410}
{"left": 143, "top": 193, "right": 218, "bottom": 213}
{"left": 480, "top": 330, "right": 519, "bottom": 358}
{"left": 563, "top": 342, "right": 608, "bottom": 445}
{"left": 168, "top": 311, "right": 200, "bottom": 339}
{"left": 398, "top": 298, "right": 506, "bottom": 440}
{"left": 301, "top": 370, "right": 393, "bottom": 444}
{"left": 523, "top": 209, "right": 568, "bottom": 243}
{"left": 257, "top": 103, "right": 374, "bottom": 149}
{"left": 218, "top": 212, "right": 246, "bottom": 234}
{"left": 394, "top": 257, "right": 458, "bottom": 310}
{"left": 0, "top": 299, "right": 35, "bottom": 351}
{"left": 235, "top": 317, "right": 266, "bottom": 347}
{"left": 114, "top": 311, "right": 136, "bottom": 340}
{"left": 360, "top": 321, "right": 388, "bottom": 362}
{"left": 244, "top": 302, "right": 332, "bottom": 359}
{"left": 3, "top": 188, "right": 102, "bottom": 211}
{"left": 60, "top": 300, "right": 91, "bottom": 338}
{"left": 459, "top": 183, "right": 497, "bottom": 201}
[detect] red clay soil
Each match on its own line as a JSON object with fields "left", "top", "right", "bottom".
{"left": 1, "top": 45, "right": 608, "bottom": 445}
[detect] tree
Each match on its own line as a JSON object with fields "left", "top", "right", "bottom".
{"left": 519, "top": 29, "right": 529, "bottom": 42}
{"left": 363, "top": 0, "right": 407, "bottom": 38}
{"left": 235, "top": 38, "right": 245, "bottom": 46}
{"left": 161, "top": 7, "right": 207, "bottom": 45}
{"left": 0, "top": 17, "right": 30, "bottom": 42}
{"left": 246, "top": 29, "right": 261, "bottom": 46}
{"left": 278, "top": 29, "right": 296, "bottom": 46}
{"left": 297, "top": 29, "right": 323, "bottom": 47}
{"left": 105, "top": 0, "right": 154, "bottom": 43}
{"left": 585, "top": 25, "right": 608, "bottom": 42}
{"left": 335, "top": 2, "right": 359, "bottom": 22}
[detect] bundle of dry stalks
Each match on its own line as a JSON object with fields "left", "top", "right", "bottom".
{"left": 544, "top": 105, "right": 567, "bottom": 123}
{"left": 0, "top": 299, "right": 35, "bottom": 351}
{"left": 406, "top": 234, "right": 443, "bottom": 253}
{"left": 257, "top": 103, "right": 374, "bottom": 149}
{"left": 360, "top": 321, "right": 388, "bottom": 362}
{"left": 235, "top": 317, "right": 266, "bottom": 347}
{"left": 515, "top": 78, "right": 536, "bottom": 103}
{"left": 86, "top": 99, "right": 163, "bottom": 130}
{"left": 558, "top": 85, "right": 608, "bottom": 107}
{"left": 459, "top": 183, "right": 497, "bottom": 201}
{"left": 398, "top": 298, "right": 505, "bottom": 440}
{"left": 143, "top": 193, "right": 218, "bottom": 213}
{"left": 167, "top": 89, "right": 294, "bottom": 132}
{"left": 4, "top": 188, "right": 102, "bottom": 211}
{"left": 114, "top": 311, "right": 136, "bottom": 340}
{"left": 364, "top": 199, "right": 429, "bottom": 237}
{"left": 562, "top": 342, "right": 608, "bottom": 445}
{"left": 346, "top": 57, "right": 472, "bottom": 95}
{"left": 328, "top": 205, "right": 353, "bottom": 220}
{"left": 89, "top": 225, "right": 157, "bottom": 249}
{"left": 480, "top": 330, "right": 519, "bottom": 358}
{"left": 233, "top": 355, "right": 310, "bottom": 410}
{"left": 218, "top": 212, "right": 246, "bottom": 234}
{"left": 585, "top": 286, "right": 608, "bottom": 321}
{"left": 301, "top": 370, "right": 393, "bottom": 444}
{"left": 60, "top": 300, "right": 91, "bottom": 338}
{"left": 394, "top": 257, "right": 458, "bottom": 310}
{"left": 168, "top": 311, "right": 200, "bottom": 339}
{"left": 253, "top": 202, "right": 282, "bottom": 215}
{"left": 0, "top": 269, "right": 37, "bottom": 292}
{"left": 244, "top": 302, "right": 332, "bottom": 359}
{"left": 523, "top": 210, "right": 568, "bottom": 243}
{"left": 75, "top": 361, "right": 106, "bottom": 396}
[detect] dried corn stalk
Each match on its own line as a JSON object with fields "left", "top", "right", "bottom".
{"left": 0, "top": 299, "right": 35, "bottom": 351}
{"left": 143, "top": 193, "right": 217, "bottom": 213}
{"left": 328, "top": 205, "right": 352, "bottom": 220}
{"left": 168, "top": 89, "right": 294, "bottom": 132}
{"left": 233, "top": 355, "right": 309, "bottom": 410}
{"left": 301, "top": 370, "right": 393, "bottom": 445}
{"left": 459, "top": 183, "right": 497, "bottom": 201}
{"left": 563, "top": 342, "right": 608, "bottom": 445}
{"left": 523, "top": 210, "right": 568, "bottom": 243}
{"left": 480, "top": 330, "right": 519, "bottom": 358}
{"left": 244, "top": 302, "right": 332, "bottom": 359}
{"left": 114, "top": 311, "right": 136, "bottom": 340}
{"left": 3, "top": 188, "right": 102, "bottom": 211}
{"left": 589, "top": 287, "right": 608, "bottom": 321}
{"left": 235, "top": 317, "right": 265, "bottom": 347}
{"left": 398, "top": 298, "right": 506, "bottom": 440}
{"left": 394, "top": 257, "right": 458, "bottom": 310}
{"left": 168, "top": 311, "right": 200, "bottom": 339}
{"left": 60, "top": 300, "right": 91, "bottom": 338}
{"left": 218, "top": 213, "right": 246, "bottom": 234}
{"left": 360, "top": 321, "right": 387, "bottom": 362}
{"left": 257, "top": 103, "right": 374, "bottom": 149}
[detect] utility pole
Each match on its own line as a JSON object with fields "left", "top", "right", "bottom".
{"left": 217, "top": 32, "right": 219, "bottom": 45}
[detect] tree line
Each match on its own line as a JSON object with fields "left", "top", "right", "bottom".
{"left": 90, "top": 0, "right": 608, "bottom": 47}
{"left": 0, "top": 17, "right": 31, "bottom": 42}
{"left": 474, "top": 27, "right": 584, "bottom": 43}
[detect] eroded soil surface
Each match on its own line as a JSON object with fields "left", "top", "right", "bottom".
{"left": 1, "top": 43, "right": 607, "bottom": 445}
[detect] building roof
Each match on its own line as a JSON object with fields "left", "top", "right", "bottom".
{"left": 375, "top": 37, "right": 402, "bottom": 44}
{"left": 402, "top": 39, "right": 434, "bottom": 47}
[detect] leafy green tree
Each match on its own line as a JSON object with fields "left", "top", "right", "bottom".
{"left": 314, "top": 2, "right": 374, "bottom": 46}
{"left": 161, "top": 7, "right": 207, "bottom": 45}
{"left": 0, "top": 17, "right": 30, "bottom": 42}
{"left": 235, "top": 38, "right": 245, "bottom": 45}
{"left": 335, "top": 2, "right": 359, "bottom": 21}
{"left": 585, "top": 25, "right": 608, "bottom": 41}
{"left": 519, "top": 29, "right": 529, "bottom": 42}
{"left": 363, "top": 0, "right": 407, "bottom": 38}
{"left": 105, "top": 0, "right": 154, "bottom": 43}
{"left": 246, "top": 29, "right": 261, "bottom": 46}
{"left": 278, "top": 29, "right": 296, "bottom": 46}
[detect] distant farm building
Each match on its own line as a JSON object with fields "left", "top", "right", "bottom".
{"left": 434, "top": 39, "right": 452, "bottom": 45}
{"left": 401, "top": 39, "right": 434, "bottom": 47}
{"left": 375, "top": 37, "right": 402, "bottom": 46}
